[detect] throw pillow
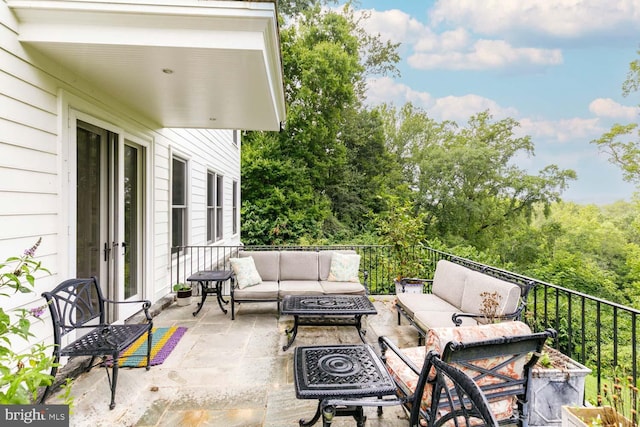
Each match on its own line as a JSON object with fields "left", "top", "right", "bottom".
{"left": 328, "top": 252, "right": 360, "bottom": 282}
{"left": 230, "top": 257, "right": 262, "bottom": 289}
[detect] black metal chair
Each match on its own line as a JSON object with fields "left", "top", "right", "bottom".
{"left": 379, "top": 327, "right": 556, "bottom": 427}
{"left": 319, "top": 350, "right": 499, "bottom": 427}
{"left": 40, "top": 277, "right": 153, "bottom": 409}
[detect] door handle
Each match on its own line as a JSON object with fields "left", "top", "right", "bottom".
{"left": 104, "top": 242, "right": 110, "bottom": 261}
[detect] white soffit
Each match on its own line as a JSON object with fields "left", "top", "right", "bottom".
{"left": 8, "top": 0, "right": 286, "bottom": 130}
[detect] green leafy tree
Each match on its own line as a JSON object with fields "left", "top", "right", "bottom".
{"left": 241, "top": 3, "right": 399, "bottom": 244}
{"left": 592, "top": 49, "right": 640, "bottom": 185}
{"left": 381, "top": 106, "right": 577, "bottom": 250}
{"left": 240, "top": 133, "right": 330, "bottom": 245}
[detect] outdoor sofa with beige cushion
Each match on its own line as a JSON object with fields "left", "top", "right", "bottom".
{"left": 229, "top": 250, "right": 367, "bottom": 319}
{"left": 396, "top": 259, "right": 535, "bottom": 342}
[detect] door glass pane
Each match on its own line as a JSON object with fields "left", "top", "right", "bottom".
{"left": 123, "top": 144, "right": 138, "bottom": 299}
{"left": 76, "top": 125, "right": 101, "bottom": 279}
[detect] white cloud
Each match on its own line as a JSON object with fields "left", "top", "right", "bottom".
{"left": 429, "top": 0, "right": 640, "bottom": 40}
{"left": 356, "top": 7, "right": 563, "bottom": 72}
{"left": 518, "top": 117, "right": 603, "bottom": 142}
{"left": 365, "top": 77, "right": 433, "bottom": 107}
{"left": 430, "top": 94, "right": 518, "bottom": 122}
{"left": 365, "top": 77, "right": 517, "bottom": 122}
{"left": 356, "top": 9, "right": 433, "bottom": 48}
{"left": 408, "top": 39, "right": 562, "bottom": 70}
{"left": 589, "top": 98, "right": 640, "bottom": 121}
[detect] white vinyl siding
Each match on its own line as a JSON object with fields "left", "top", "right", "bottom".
{"left": 0, "top": 1, "right": 242, "bottom": 319}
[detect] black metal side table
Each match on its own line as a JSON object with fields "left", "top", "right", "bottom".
{"left": 294, "top": 344, "right": 397, "bottom": 427}
{"left": 186, "top": 270, "right": 234, "bottom": 316}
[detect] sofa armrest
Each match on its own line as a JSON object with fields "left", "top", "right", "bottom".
{"left": 451, "top": 305, "right": 526, "bottom": 326}
{"left": 378, "top": 336, "right": 422, "bottom": 377}
{"left": 361, "top": 269, "right": 369, "bottom": 293}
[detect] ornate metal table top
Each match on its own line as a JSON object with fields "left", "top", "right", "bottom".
{"left": 294, "top": 344, "right": 396, "bottom": 399}
{"left": 281, "top": 295, "right": 377, "bottom": 316}
{"left": 186, "top": 270, "right": 233, "bottom": 282}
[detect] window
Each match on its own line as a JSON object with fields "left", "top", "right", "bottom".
{"left": 172, "top": 157, "right": 187, "bottom": 251}
{"left": 207, "top": 171, "right": 224, "bottom": 242}
{"left": 232, "top": 180, "right": 238, "bottom": 235}
{"left": 216, "top": 174, "right": 224, "bottom": 240}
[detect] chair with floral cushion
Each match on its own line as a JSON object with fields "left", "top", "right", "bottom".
{"left": 379, "top": 321, "right": 556, "bottom": 427}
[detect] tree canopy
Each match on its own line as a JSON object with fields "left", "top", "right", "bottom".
{"left": 592, "top": 49, "right": 640, "bottom": 185}
{"left": 238, "top": 2, "right": 640, "bottom": 309}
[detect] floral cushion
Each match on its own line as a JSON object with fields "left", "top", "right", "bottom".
{"left": 385, "top": 321, "right": 533, "bottom": 422}
{"left": 230, "top": 257, "right": 262, "bottom": 289}
{"left": 327, "top": 252, "right": 360, "bottom": 282}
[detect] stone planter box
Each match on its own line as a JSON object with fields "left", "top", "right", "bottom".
{"left": 394, "top": 279, "right": 424, "bottom": 294}
{"left": 529, "top": 347, "right": 592, "bottom": 426}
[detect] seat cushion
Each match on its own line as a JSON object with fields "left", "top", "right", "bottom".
{"left": 279, "top": 280, "right": 324, "bottom": 296}
{"left": 233, "top": 281, "right": 279, "bottom": 300}
{"left": 320, "top": 281, "right": 366, "bottom": 295}
{"left": 413, "top": 311, "right": 478, "bottom": 331}
{"left": 396, "top": 293, "right": 459, "bottom": 317}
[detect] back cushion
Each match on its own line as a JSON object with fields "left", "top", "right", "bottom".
{"left": 425, "top": 321, "right": 532, "bottom": 355}
{"left": 280, "top": 251, "right": 319, "bottom": 281}
{"left": 319, "top": 250, "right": 356, "bottom": 281}
{"left": 460, "top": 271, "right": 521, "bottom": 317}
{"left": 431, "top": 260, "right": 468, "bottom": 308}
{"left": 239, "top": 251, "right": 280, "bottom": 282}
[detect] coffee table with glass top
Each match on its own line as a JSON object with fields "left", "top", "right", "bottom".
{"left": 280, "top": 294, "right": 377, "bottom": 351}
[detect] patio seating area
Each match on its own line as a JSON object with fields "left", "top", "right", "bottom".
{"left": 47, "top": 296, "right": 416, "bottom": 427}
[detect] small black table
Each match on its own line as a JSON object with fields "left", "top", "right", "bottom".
{"left": 280, "top": 295, "right": 377, "bottom": 351}
{"left": 294, "top": 344, "right": 397, "bottom": 427}
{"left": 186, "top": 270, "right": 234, "bottom": 316}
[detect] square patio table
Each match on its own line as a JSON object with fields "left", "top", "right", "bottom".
{"left": 186, "top": 270, "right": 234, "bottom": 316}
{"left": 280, "top": 294, "right": 377, "bottom": 351}
{"left": 294, "top": 344, "right": 397, "bottom": 427}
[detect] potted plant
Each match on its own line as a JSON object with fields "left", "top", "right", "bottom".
{"left": 173, "top": 283, "right": 192, "bottom": 306}
{"left": 528, "top": 346, "right": 592, "bottom": 426}
{"left": 375, "top": 196, "right": 428, "bottom": 294}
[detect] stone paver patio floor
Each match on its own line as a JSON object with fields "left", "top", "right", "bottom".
{"left": 49, "top": 296, "right": 419, "bottom": 427}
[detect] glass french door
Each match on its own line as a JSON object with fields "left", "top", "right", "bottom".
{"left": 76, "top": 120, "right": 144, "bottom": 321}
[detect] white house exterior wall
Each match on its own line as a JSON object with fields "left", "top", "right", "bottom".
{"left": 0, "top": 0, "right": 242, "bottom": 349}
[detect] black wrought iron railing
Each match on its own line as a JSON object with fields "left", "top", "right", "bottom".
{"left": 171, "top": 244, "right": 640, "bottom": 402}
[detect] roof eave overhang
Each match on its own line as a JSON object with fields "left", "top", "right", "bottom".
{"left": 7, "top": 0, "right": 286, "bottom": 130}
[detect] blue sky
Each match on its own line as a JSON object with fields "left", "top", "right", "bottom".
{"left": 347, "top": 0, "right": 640, "bottom": 204}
